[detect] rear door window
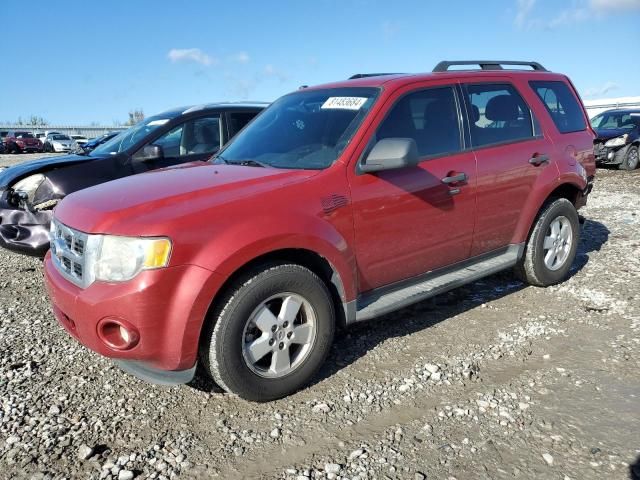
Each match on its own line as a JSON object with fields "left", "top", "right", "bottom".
{"left": 530, "top": 81, "right": 586, "bottom": 134}
{"left": 228, "top": 111, "right": 259, "bottom": 138}
{"left": 465, "top": 83, "right": 535, "bottom": 148}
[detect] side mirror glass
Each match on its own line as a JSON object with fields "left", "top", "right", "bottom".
{"left": 360, "top": 138, "right": 420, "bottom": 174}
{"left": 134, "top": 144, "right": 164, "bottom": 162}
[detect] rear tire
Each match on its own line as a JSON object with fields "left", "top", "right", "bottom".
{"left": 200, "top": 263, "right": 335, "bottom": 402}
{"left": 619, "top": 145, "right": 639, "bottom": 171}
{"left": 515, "top": 198, "right": 580, "bottom": 287}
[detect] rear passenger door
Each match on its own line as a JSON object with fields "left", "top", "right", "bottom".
{"left": 463, "top": 80, "right": 550, "bottom": 256}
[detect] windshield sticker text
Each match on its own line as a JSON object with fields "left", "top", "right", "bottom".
{"left": 321, "top": 97, "right": 368, "bottom": 111}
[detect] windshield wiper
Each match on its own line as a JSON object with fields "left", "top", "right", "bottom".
{"left": 220, "top": 158, "right": 269, "bottom": 168}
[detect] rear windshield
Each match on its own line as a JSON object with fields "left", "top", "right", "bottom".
{"left": 16, "top": 132, "right": 34, "bottom": 138}
{"left": 216, "top": 87, "right": 379, "bottom": 170}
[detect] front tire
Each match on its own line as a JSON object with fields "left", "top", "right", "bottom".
{"left": 619, "top": 145, "right": 639, "bottom": 171}
{"left": 200, "top": 263, "right": 335, "bottom": 402}
{"left": 515, "top": 198, "right": 580, "bottom": 287}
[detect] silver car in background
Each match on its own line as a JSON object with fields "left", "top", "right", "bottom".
{"left": 44, "top": 133, "right": 73, "bottom": 153}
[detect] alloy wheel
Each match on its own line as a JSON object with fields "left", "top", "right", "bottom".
{"left": 241, "top": 293, "right": 317, "bottom": 378}
{"left": 543, "top": 216, "right": 573, "bottom": 271}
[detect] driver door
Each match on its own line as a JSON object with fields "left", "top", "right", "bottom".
{"left": 349, "top": 84, "right": 478, "bottom": 291}
{"left": 132, "top": 115, "right": 221, "bottom": 172}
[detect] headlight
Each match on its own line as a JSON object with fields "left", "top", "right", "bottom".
{"left": 87, "top": 235, "right": 172, "bottom": 282}
{"left": 12, "top": 174, "right": 45, "bottom": 203}
{"left": 604, "top": 134, "right": 629, "bottom": 148}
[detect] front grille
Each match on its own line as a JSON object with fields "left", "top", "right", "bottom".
{"left": 50, "top": 220, "right": 90, "bottom": 288}
{"left": 594, "top": 142, "right": 607, "bottom": 157}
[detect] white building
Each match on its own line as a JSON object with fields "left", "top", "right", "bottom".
{"left": 582, "top": 96, "right": 640, "bottom": 118}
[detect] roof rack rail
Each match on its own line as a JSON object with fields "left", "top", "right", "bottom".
{"left": 432, "top": 60, "right": 548, "bottom": 72}
{"left": 348, "top": 73, "right": 403, "bottom": 79}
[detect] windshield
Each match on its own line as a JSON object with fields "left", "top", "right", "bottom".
{"left": 90, "top": 116, "right": 173, "bottom": 156}
{"left": 52, "top": 134, "right": 71, "bottom": 141}
{"left": 591, "top": 111, "right": 640, "bottom": 130}
{"left": 16, "top": 132, "right": 34, "bottom": 138}
{"left": 216, "top": 87, "right": 379, "bottom": 170}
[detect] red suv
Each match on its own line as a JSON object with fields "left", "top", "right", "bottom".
{"left": 44, "top": 61, "right": 595, "bottom": 401}
{"left": 4, "top": 131, "right": 44, "bottom": 153}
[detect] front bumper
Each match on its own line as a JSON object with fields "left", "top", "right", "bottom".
{"left": 594, "top": 142, "right": 629, "bottom": 165}
{"left": 16, "top": 145, "right": 43, "bottom": 153}
{"left": 44, "top": 252, "right": 225, "bottom": 383}
{"left": 0, "top": 193, "right": 52, "bottom": 256}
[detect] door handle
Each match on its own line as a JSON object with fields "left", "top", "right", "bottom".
{"left": 441, "top": 172, "right": 467, "bottom": 184}
{"left": 529, "top": 154, "right": 550, "bottom": 166}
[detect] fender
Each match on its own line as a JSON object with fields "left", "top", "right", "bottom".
{"left": 189, "top": 212, "right": 358, "bottom": 303}
{"left": 512, "top": 165, "right": 586, "bottom": 244}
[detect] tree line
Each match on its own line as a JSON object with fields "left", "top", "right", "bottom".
{"left": 2, "top": 110, "right": 145, "bottom": 127}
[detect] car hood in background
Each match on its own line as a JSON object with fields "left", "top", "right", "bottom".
{"left": 18, "top": 138, "right": 40, "bottom": 146}
{"left": 0, "top": 154, "right": 102, "bottom": 189}
{"left": 594, "top": 127, "right": 638, "bottom": 141}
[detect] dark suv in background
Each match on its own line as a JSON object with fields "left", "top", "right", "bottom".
{"left": 0, "top": 102, "right": 266, "bottom": 256}
{"left": 592, "top": 109, "right": 640, "bottom": 170}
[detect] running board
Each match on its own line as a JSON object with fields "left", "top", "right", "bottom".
{"left": 354, "top": 244, "right": 523, "bottom": 322}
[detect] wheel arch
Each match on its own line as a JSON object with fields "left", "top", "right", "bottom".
{"left": 198, "top": 246, "right": 353, "bottom": 348}
{"left": 513, "top": 180, "right": 584, "bottom": 245}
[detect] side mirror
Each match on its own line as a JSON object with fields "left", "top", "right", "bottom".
{"left": 134, "top": 144, "right": 164, "bottom": 162}
{"left": 360, "top": 138, "right": 420, "bottom": 174}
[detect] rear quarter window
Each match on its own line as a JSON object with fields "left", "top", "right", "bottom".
{"left": 530, "top": 80, "right": 586, "bottom": 134}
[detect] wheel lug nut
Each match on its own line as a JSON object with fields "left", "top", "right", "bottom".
{"left": 283, "top": 321, "right": 289, "bottom": 328}
{"left": 279, "top": 342, "right": 284, "bottom": 350}
{"left": 287, "top": 332, "right": 292, "bottom": 339}
{"left": 269, "top": 339, "right": 275, "bottom": 346}
{"left": 271, "top": 325, "right": 277, "bottom": 332}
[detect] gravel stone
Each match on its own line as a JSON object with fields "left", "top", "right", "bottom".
{"left": 118, "top": 470, "right": 134, "bottom": 480}
{"left": 77, "top": 445, "right": 94, "bottom": 460}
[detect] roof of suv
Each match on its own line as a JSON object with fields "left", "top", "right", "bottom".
{"left": 309, "top": 69, "right": 569, "bottom": 92}
{"left": 157, "top": 102, "right": 269, "bottom": 118}
{"left": 307, "top": 60, "right": 573, "bottom": 92}
{"left": 598, "top": 108, "right": 640, "bottom": 115}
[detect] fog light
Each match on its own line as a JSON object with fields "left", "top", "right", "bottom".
{"left": 97, "top": 318, "right": 140, "bottom": 350}
{"left": 119, "top": 325, "right": 130, "bottom": 344}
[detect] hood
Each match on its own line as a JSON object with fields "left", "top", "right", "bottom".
{"left": 15, "top": 137, "right": 40, "bottom": 146}
{"left": 594, "top": 127, "right": 636, "bottom": 141}
{"left": 55, "top": 162, "right": 317, "bottom": 234}
{"left": 0, "top": 154, "right": 99, "bottom": 189}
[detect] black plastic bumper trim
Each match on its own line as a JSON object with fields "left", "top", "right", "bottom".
{"left": 114, "top": 359, "right": 197, "bottom": 386}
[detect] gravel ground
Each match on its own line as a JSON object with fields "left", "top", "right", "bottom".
{"left": 1, "top": 153, "right": 639, "bottom": 480}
